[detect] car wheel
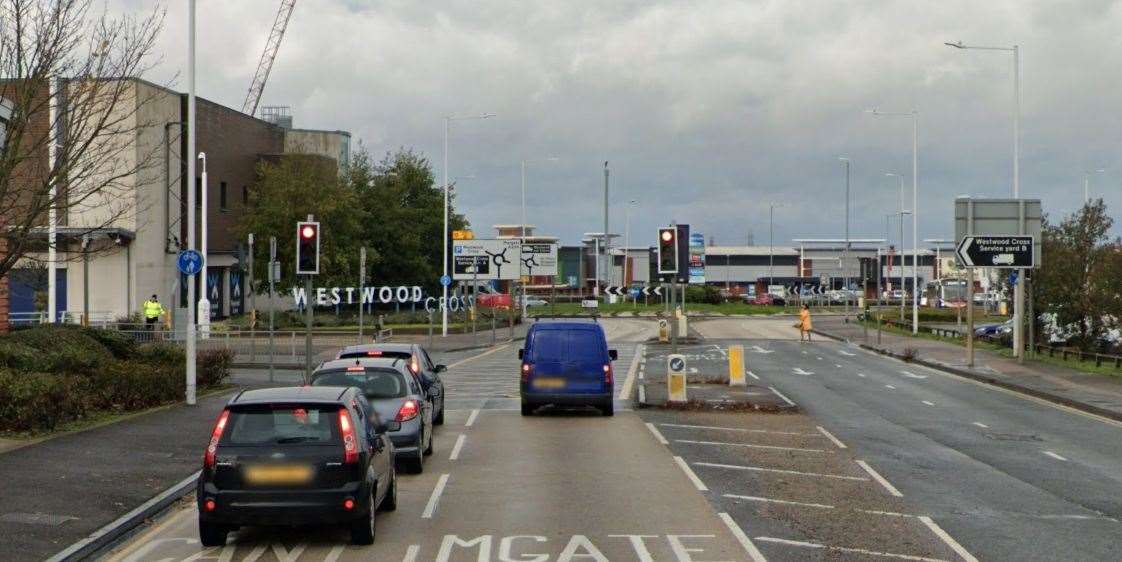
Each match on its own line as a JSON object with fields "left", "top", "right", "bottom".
{"left": 350, "top": 489, "right": 376, "bottom": 545}
{"left": 521, "top": 401, "right": 534, "bottom": 416}
{"left": 378, "top": 473, "right": 397, "bottom": 512}
{"left": 601, "top": 401, "right": 615, "bottom": 417}
{"left": 433, "top": 404, "right": 445, "bottom": 425}
{"left": 198, "top": 521, "right": 228, "bottom": 547}
{"left": 423, "top": 429, "right": 434, "bottom": 456}
{"left": 401, "top": 435, "right": 425, "bottom": 474}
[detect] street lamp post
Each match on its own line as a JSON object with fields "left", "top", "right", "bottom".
{"left": 198, "top": 152, "right": 210, "bottom": 338}
{"left": 624, "top": 199, "right": 636, "bottom": 300}
{"left": 945, "top": 40, "right": 1023, "bottom": 354}
{"left": 520, "top": 157, "right": 558, "bottom": 317}
{"left": 886, "top": 172, "right": 911, "bottom": 321}
{"left": 442, "top": 113, "right": 494, "bottom": 337}
{"left": 869, "top": 109, "right": 919, "bottom": 334}
{"left": 185, "top": 0, "right": 198, "bottom": 405}
{"left": 1084, "top": 169, "right": 1105, "bottom": 203}
{"left": 838, "top": 157, "right": 851, "bottom": 318}
{"left": 768, "top": 203, "right": 783, "bottom": 281}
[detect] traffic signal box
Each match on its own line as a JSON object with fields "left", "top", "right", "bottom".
{"left": 296, "top": 221, "right": 320, "bottom": 275}
{"left": 658, "top": 227, "right": 678, "bottom": 275}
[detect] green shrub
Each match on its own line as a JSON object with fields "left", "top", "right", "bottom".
{"left": 78, "top": 327, "right": 138, "bottom": 359}
{"left": 136, "top": 342, "right": 186, "bottom": 365}
{"left": 198, "top": 348, "right": 234, "bottom": 387}
{"left": 0, "top": 369, "right": 92, "bottom": 431}
{"left": 6, "top": 325, "right": 111, "bottom": 373}
{"left": 0, "top": 340, "right": 42, "bottom": 371}
{"left": 91, "top": 360, "right": 183, "bottom": 411}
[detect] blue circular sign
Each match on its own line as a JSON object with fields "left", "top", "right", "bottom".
{"left": 440, "top": 275, "right": 452, "bottom": 287}
{"left": 177, "top": 250, "right": 204, "bottom": 276}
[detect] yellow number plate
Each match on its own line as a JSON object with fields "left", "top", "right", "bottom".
{"left": 532, "top": 378, "right": 566, "bottom": 389}
{"left": 244, "top": 464, "right": 313, "bottom": 485}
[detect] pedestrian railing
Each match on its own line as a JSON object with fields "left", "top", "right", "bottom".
{"left": 8, "top": 311, "right": 47, "bottom": 326}
{"left": 1037, "top": 344, "right": 1122, "bottom": 369}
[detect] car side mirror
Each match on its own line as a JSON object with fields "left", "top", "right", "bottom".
{"left": 518, "top": 349, "right": 524, "bottom": 360}
{"left": 371, "top": 421, "right": 389, "bottom": 435}
{"left": 434, "top": 364, "right": 447, "bottom": 373}
{"left": 608, "top": 349, "right": 618, "bottom": 361}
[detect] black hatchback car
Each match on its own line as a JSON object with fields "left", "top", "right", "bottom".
{"left": 197, "top": 386, "right": 396, "bottom": 547}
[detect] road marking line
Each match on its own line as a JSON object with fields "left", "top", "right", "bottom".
{"left": 674, "top": 456, "right": 708, "bottom": 491}
{"left": 747, "top": 370, "right": 760, "bottom": 380}
{"left": 857, "top": 372, "right": 866, "bottom": 377}
{"left": 816, "top": 426, "right": 847, "bottom": 449}
{"left": 101, "top": 504, "right": 195, "bottom": 562}
{"left": 659, "top": 423, "right": 811, "bottom": 436}
{"left": 402, "top": 545, "right": 420, "bottom": 562}
{"left": 447, "top": 344, "right": 509, "bottom": 368}
{"left": 719, "top": 512, "right": 769, "bottom": 562}
{"left": 816, "top": 356, "right": 823, "bottom": 360}
{"left": 646, "top": 422, "right": 669, "bottom": 445}
{"left": 421, "top": 474, "right": 450, "bottom": 519}
{"left": 919, "top": 516, "right": 980, "bottom": 562}
{"left": 724, "top": 494, "right": 835, "bottom": 509}
{"left": 835, "top": 364, "right": 843, "bottom": 368}
{"left": 885, "top": 384, "right": 896, "bottom": 389}
{"left": 713, "top": 344, "right": 728, "bottom": 357}
{"left": 1043, "top": 450, "right": 1068, "bottom": 461}
{"left": 972, "top": 422, "right": 989, "bottom": 428}
{"left": 792, "top": 367, "right": 814, "bottom": 376}
{"left": 465, "top": 409, "right": 480, "bottom": 427}
{"left": 768, "top": 386, "right": 797, "bottom": 407}
{"left": 902, "top": 370, "right": 928, "bottom": 379}
{"left": 676, "top": 439, "right": 827, "bottom": 453}
{"left": 839, "top": 349, "right": 857, "bottom": 356}
{"left": 858, "top": 509, "right": 917, "bottom": 518}
{"left": 618, "top": 343, "right": 645, "bottom": 400}
{"left": 695, "top": 461, "right": 870, "bottom": 481}
{"left": 922, "top": 400, "right": 936, "bottom": 406}
{"left": 856, "top": 460, "right": 903, "bottom": 497}
{"left": 449, "top": 434, "right": 466, "bottom": 461}
{"left": 753, "top": 537, "right": 950, "bottom": 562}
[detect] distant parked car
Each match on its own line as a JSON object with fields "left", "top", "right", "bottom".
{"left": 524, "top": 298, "right": 549, "bottom": 307}
{"left": 753, "top": 293, "right": 785, "bottom": 306}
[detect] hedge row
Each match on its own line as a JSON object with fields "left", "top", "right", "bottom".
{"left": 0, "top": 325, "right": 233, "bottom": 432}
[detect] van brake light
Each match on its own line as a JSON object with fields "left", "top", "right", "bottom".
{"left": 204, "top": 409, "right": 230, "bottom": 468}
{"left": 603, "top": 363, "right": 613, "bottom": 385}
{"left": 521, "top": 363, "right": 532, "bottom": 382}
{"left": 338, "top": 408, "right": 359, "bottom": 464}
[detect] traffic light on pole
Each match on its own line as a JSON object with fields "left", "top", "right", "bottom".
{"left": 296, "top": 221, "right": 320, "bottom": 275}
{"left": 657, "top": 227, "right": 678, "bottom": 274}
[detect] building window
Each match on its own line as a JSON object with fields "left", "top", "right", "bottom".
{"left": 220, "top": 181, "right": 228, "bottom": 210}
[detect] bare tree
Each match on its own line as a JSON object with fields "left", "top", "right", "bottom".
{"left": 0, "top": 0, "right": 165, "bottom": 281}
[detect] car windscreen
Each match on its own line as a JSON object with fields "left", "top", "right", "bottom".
{"left": 221, "top": 405, "right": 340, "bottom": 446}
{"left": 338, "top": 350, "right": 412, "bottom": 361}
{"left": 311, "top": 368, "right": 408, "bottom": 399}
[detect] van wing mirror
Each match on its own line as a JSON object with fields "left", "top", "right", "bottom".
{"left": 609, "top": 349, "right": 618, "bottom": 361}
{"left": 518, "top": 349, "right": 524, "bottom": 360}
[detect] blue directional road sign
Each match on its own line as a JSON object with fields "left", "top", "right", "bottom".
{"left": 1009, "top": 271, "right": 1018, "bottom": 286}
{"left": 177, "top": 250, "right": 203, "bottom": 276}
{"left": 440, "top": 275, "right": 452, "bottom": 287}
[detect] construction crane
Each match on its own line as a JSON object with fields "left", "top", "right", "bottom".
{"left": 242, "top": 0, "right": 297, "bottom": 116}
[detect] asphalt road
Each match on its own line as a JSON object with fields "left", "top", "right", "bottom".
{"left": 689, "top": 316, "right": 1122, "bottom": 561}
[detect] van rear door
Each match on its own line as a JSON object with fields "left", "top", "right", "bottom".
{"left": 562, "top": 329, "right": 608, "bottom": 392}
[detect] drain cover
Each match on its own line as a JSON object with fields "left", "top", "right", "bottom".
{"left": 0, "top": 512, "right": 78, "bottom": 526}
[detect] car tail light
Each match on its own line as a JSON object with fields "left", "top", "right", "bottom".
{"left": 203, "top": 499, "right": 217, "bottom": 512}
{"left": 338, "top": 408, "right": 359, "bottom": 464}
{"left": 395, "top": 399, "right": 419, "bottom": 422}
{"left": 343, "top": 498, "right": 355, "bottom": 510}
{"left": 603, "top": 363, "right": 613, "bottom": 385}
{"left": 521, "top": 363, "right": 532, "bottom": 383}
{"left": 203, "top": 409, "right": 230, "bottom": 468}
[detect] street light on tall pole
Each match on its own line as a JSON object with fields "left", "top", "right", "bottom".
{"left": 868, "top": 109, "right": 919, "bottom": 334}
{"left": 442, "top": 113, "right": 494, "bottom": 337}
{"left": 768, "top": 202, "right": 783, "bottom": 281}
{"left": 945, "top": 40, "right": 1024, "bottom": 353}
{"left": 886, "top": 173, "right": 911, "bottom": 321}
{"left": 624, "top": 199, "right": 637, "bottom": 295}
{"left": 838, "top": 157, "right": 851, "bottom": 318}
{"left": 520, "top": 157, "right": 558, "bottom": 317}
{"left": 185, "top": 0, "right": 198, "bottom": 405}
{"left": 1084, "top": 169, "right": 1105, "bottom": 203}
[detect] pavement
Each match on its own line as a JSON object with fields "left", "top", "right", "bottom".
{"left": 813, "top": 315, "right": 1122, "bottom": 421}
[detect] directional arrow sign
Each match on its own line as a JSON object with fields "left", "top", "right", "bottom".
{"left": 956, "top": 235, "right": 1034, "bottom": 268}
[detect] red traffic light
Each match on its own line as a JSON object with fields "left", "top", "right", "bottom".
{"left": 301, "top": 225, "right": 316, "bottom": 239}
{"left": 660, "top": 230, "right": 674, "bottom": 242}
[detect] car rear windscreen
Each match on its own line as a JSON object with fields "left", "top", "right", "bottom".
{"left": 311, "top": 369, "right": 408, "bottom": 399}
{"left": 222, "top": 406, "right": 340, "bottom": 446}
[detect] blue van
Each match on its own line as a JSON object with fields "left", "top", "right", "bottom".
{"left": 518, "top": 322, "right": 618, "bottom": 416}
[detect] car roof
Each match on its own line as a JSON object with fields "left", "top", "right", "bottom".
{"left": 530, "top": 322, "right": 602, "bottom": 332}
{"left": 316, "top": 357, "right": 408, "bottom": 372}
{"left": 230, "top": 386, "right": 352, "bottom": 405}
{"left": 337, "top": 343, "right": 415, "bottom": 355}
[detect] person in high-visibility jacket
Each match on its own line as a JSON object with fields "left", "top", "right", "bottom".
{"left": 799, "top": 304, "right": 813, "bottom": 342}
{"left": 143, "top": 294, "right": 165, "bottom": 330}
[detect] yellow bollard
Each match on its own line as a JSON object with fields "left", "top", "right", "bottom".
{"left": 728, "top": 345, "right": 746, "bottom": 386}
{"left": 658, "top": 319, "right": 670, "bottom": 343}
{"left": 667, "top": 353, "right": 688, "bottom": 402}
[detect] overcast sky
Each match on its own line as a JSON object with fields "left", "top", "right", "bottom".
{"left": 123, "top": 0, "right": 1122, "bottom": 248}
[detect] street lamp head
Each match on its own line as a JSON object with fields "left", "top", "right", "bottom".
{"left": 885, "top": 172, "right": 897, "bottom": 177}
{"left": 945, "top": 41, "right": 965, "bottom": 49}
{"left": 838, "top": 156, "right": 849, "bottom": 162}
{"left": 197, "top": 152, "right": 205, "bottom": 160}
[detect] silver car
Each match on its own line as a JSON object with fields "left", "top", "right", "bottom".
{"left": 310, "top": 358, "right": 434, "bottom": 474}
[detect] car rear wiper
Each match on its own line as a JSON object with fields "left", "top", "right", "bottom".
{"left": 275, "top": 436, "right": 320, "bottom": 444}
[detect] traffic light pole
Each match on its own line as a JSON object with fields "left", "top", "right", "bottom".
{"left": 305, "top": 275, "right": 313, "bottom": 383}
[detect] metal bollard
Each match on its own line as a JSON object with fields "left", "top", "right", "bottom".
{"left": 491, "top": 312, "right": 497, "bottom": 346}
{"left": 291, "top": 331, "right": 296, "bottom": 360}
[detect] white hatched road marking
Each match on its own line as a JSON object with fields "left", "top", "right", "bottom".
{"left": 449, "top": 434, "right": 466, "bottom": 461}
{"left": 645, "top": 422, "right": 669, "bottom": 445}
{"left": 465, "top": 409, "right": 480, "bottom": 427}
{"left": 902, "top": 370, "right": 928, "bottom": 379}
{"left": 674, "top": 456, "right": 708, "bottom": 491}
{"left": 972, "top": 422, "right": 989, "bottom": 428}
{"left": 792, "top": 367, "right": 815, "bottom": 376}
{"left": 856, "top": 460, "right": 904, "bottom": 497}
{"left": 402, "top": 545, "right": 420, "bottom": 562}
{"left": 835, "top": 364, "right": 843, "bottom": 368}
{"left": 617, "top": 343, "right": 645, "bottom": 400}
{"left": 659, "top": 423, "right": 813, "bottom": 436}
{"left": 446, "top": 344, "right": 509, "bottom": 368}
{"left": 753, "top": 536, "right": 951, "bottom": 562}
{"left": 919, "top": 516, "right": 980, "bottom": 562}
{"left": 923, "top": 400, "right": 936, "bottom": 407}
{"left": 747, "top": 370, "right": 760, "bottom": 380}
{"left": 421, "top": 474, "right": 450, "bottom": 519}
{"left": 724, "top": 494, "right": 835, "bottom": 509}
{"left": 816, "top": 426, "right": 847, "bottom": 449}
{"left": 694, "top": 461, "right": 870, "bottom": 481}
{"left": 719, "top": 513, "right": 769, "bottom": 562}
{"left": 676, "top": 439, "right": 827, "bottom": 453}
{"left": 768, "top": 386, "right": 797, "bottom": 407}
{"left": 885, "top": 384, "right": 896, "bottom": 390}
{"left": 858, "top": 372, "right": 867, "bottom": 377}
{"left": 1043, "top": 451, "right": 1068, "bottom": 461}
{"left": 839, "top": 349, "right": 857, "bottom": 356}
